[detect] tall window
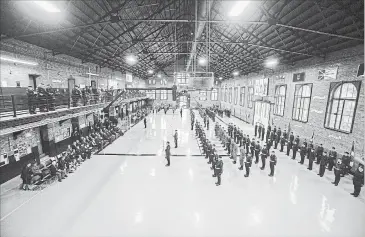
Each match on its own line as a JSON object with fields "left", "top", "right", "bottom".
{"left": 146, "top": 90, "right": 156, "bottom": 99}
{"left": 248, "top": 87, "right": 254, "bottom": 108}
{"left": 292, "top": 84, "right": 312, "bottom": 122}
{"left": 229, "top": 88, "right": 232, "bottom": 103}
{"left": 224, "top": 88, "right": 228, "bottom": 102}
{"left": 160, "top": 90, "right": 167, "bottom": 100}
{"left": 240, "top": 87, "right": 245, "bottom": 106}
{"left": 324, "top": 81, "right": 361, "bottom": 133}
{"left": 211, "top": 88, "right": 218, "bottom": 101}
{"left": 234, "top": 87, "right": 238, "bottom": 105}
{"left": 274, "top": 85, "right": 287, "bottom": 116}
{"left": 199, "top": 90, "right": 207, "bottom": 101}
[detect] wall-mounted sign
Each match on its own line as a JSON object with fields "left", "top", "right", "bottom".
{"left": 293, "top": 72, "right": 305, "bottom": 82}
{"left": 318, "top": 66, "right": 338, "bottom": 81}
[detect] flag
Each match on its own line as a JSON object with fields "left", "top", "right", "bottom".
{"left": 350, "top": 141, "right": 355, "bottom": 158}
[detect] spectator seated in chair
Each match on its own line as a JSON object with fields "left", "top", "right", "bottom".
{"left": 30, "top": 161, "right": 44, "bottom": 183}
{"left": 49, "top": 159, "right": 64, "bottom": 182}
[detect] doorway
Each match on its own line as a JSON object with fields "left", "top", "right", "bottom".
{"left": 68, "top": 77, "right": 75, "bottom": 93}
{"left": 29, "top": 74, "right": 40, "bottom": 88}
{"left": 178, "top": 95, "right": 189, "bottom": 108}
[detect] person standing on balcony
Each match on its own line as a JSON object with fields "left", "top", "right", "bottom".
{"left": 27, "top": 86, "right": 37, "bottom": 114}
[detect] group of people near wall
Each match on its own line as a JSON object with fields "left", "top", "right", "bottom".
{"left": 202, "top": 106, "right": 364, "bottom": 197}
{"left": 20, "top": 115, "right": 124, "bottom": 190}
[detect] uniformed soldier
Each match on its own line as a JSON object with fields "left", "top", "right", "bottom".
{"left": 208, "top": 144, "right": 216, "bottom": 165}
{"left": 254, "top": 141, "right": 261, "bottom": 164}
{"left": 261, "top": 126, "right": 265, "bottom": 141}
{"left": 239, "top": 146, "right": 246, "bottom": 170}
{"left": 273, "top": 126, "right": 277, "bottom": 134}
{"left": 276, "top": 128, "right": 282, "bottom": 143}
{"left": 246, "top": 135, "right": 250, "bottom": 154}
{"left": 226, "top": 137, "right": 231, "bottom": 155}
{"left": 270, "top": 130, "right": 275, "bottom": 143}
{"left": 289, "top": 132, "right": 294, "bottom": 144}
{"left": 286, "top": 135, "right": 293, "bottom": 156}
{"left": 292, "top": 142, "right": 299, "bottom": 160}
{"left": 318, "top": 151, "right": 328, "bottom": 177}
{"left": 307, "top": 148, "right": 315, "bottom": 170}
{"left": 173, "top": 130, "right": 178, "bottom": 148}
{"left": 282, "top": 129, "right": 288, "bottom": 140}
{"left": 27, "top": 86, "right": 37, "bottom": 114}
{"left": 165, "top": 141, "right": 171, "bottom": 166}
{"left": 328, "top": 147, "right": 337, "bottom": 171}
{"left": 280, "top": 136, "right": 286, "bottom": 152}
{"left": 250, "top": 138, "right": 256, "bottom": 157}
{"left": 242, "top": 133, "right": 246, "bottom": 148}
{"left": 37, "top": 83, "right": 48, "bottom": 112}
{"left": 215, "top": 156, "right": 223, "bottom": 186}
{"left": 211, "top": 152, "right": 218, "bottom": 172}
{"left": 274, "top": 130, "right": 280, "bottom": 149}
{"left": 233, "top": 125, "right": 238, "bottom": 142}
{"left": 341, "top": 152, "right": 351, "bottom": 176}
{"left": 231, "top": 142, "right": 238, "bottom": 164}
{"left": 260, "top": 145, "right": 269, "bottom": 170}
{"left": 258, "top": 124, "right": 262, "bottom": 139}
{"left": 298, "top": 144, "right": 307, "bottom": 164}
{"left": 302, "top": 139, "right": 308, "bottom": 149}
{"left": 307, "top": 140, "right": 314, "bottom": 159}
{"left": 315, "top": 144, "right": 324, "bottom": 164}
{"left": 332, "top": 159, "right": 343, "bottom": 186}
{"left": 244, "top": 153, "right": 253, "bottom": 177}
{"left": 266, "top": 127, "right": 270, "bottom": 143}
{"left": 267, "top": 138, "right": 272, "bottom": 153}
{"left": 267, "top": 124, "right": 271, "bottom": 134}
{"left": 351, "top": 165, "right": 364, "bottom": 197}
{"left": 206, "top": 118, "right": 209, "bottom": 130}
{"left": 294, "top": 135, "right": 300, "bottom": 146}
{"left": 268, "top": 151, "right": 277, "bottom": 176}
{"left": 254, "top": 123, "right": 258, "bottom": 137}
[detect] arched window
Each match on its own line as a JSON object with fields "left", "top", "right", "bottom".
{"left": 229, "top": 87, "right": 233, "bottom": 103}
{"left": 274, "top": 85, "right": 286, "bottom": 116}
{"left": 248, "top": 87, "right": 254, "bottom": 108}
{"left": 292, "top": 84, "right": 312, "bottom": 122}
{"left": 211, "top": 88, "right": 218, "bottom": 101}
{"left": 325, "top": 82, "right": 360, "bottom": 133}
{"left": 234, "top": 87, "right": 238, "bottom": 104}
{"left": 240, "top": 87, "right": 245, "bottom": 106}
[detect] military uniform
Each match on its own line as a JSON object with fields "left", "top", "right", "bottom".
{"left": 328, "top": 149, "right": 337, "bottom": 171}
{"left": 215, "top": 158, "right": 223, "bottom": 186}
{"left": 269, "top": 153, "right": 277, "bottom": 176}
{"left": 244, "top": 154, "right": 253, "bottom": 177}
{"left": 261, "top": 126, "right": 265, "bottom": 141}
{"left": 260, "top": 147, "right": 269, "bottom": 170}
{"left": 258, "top": 124, "right": 262, "bottom": 139}
{"left": 292, "top": 142, "right": 299, "bottom": 160}
{"left": 246, "top": 136, "right": 250, "bottom": 154}
{"left": 280, "top": 136, "right": 285, "bottom": 152}
{"left": 299, "top": 145, "right": 306, "bottom": 164}
{"left": 26, "top": 86, "right": 37, "bottom": 114}
{"left": 239, "top": 146, "right": 246, "bottom": 170}
{"left": 352, "top": 166, "right": 364, "bottom": 197}
{"left": 37, "top": 85, "right": 48, "bottom": 112}
{"left": 173, "top": 131, "right": 178, "bottom": 148}
{"left": 254, "top": 124, "right": 258, "bottom": 137}
{"left": 307, "top": 149, "right": 315, "bottom": 170}
{"left": 165, "top": 143, "right": 171, "bottom": 166}
{"left": 231, "top": 142, "right": 238, "bottom": 164}
{"left": 318, "top": 153, "right": 328, "bottom": 177}
{"left": 315, "top": 145, "right": 324, "bottom": 164}
{"left": 332, "top": 160, "right": 343, "bottom": 186}
{"left": 254, "top": 143, "right": 261, "bottom": 164}
{"left": 341, "top": 154, "right": 351, "bottom": 176}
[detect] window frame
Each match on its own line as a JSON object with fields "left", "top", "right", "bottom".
{"left": 239, "top": 86, "right": 245, "bottom": 107}
{"left": 229, "top": 87, "right": 232, "bottom": 103}
{"left": 224, "top": 87, "right": 228, "bottom": 102}
{"left": 160, "top": 90, "right": 168, "bottom": 100}
{"left": 324, "top": 81, "right": 361, "bottom": 134}
{"left": 274, "top": 84, "right": 287, "bottom": 117}
{"left": 248, "top": 87, "right": 254, "bottom": 108}
{"left": 211, "top": 88, "right": 218, "bottom": 101}
{"left": 234, "top": 87, "right": 238, "bottom": 105}
{"left": 292, "top": 83, "right": 313, "bottom": 123}
{"left": 199, "top": 90, "right": 207, "bottom": 101}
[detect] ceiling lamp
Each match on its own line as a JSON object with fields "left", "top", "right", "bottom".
{"left": 265, "top": 57, "right": 279, "bottom": 68}
{"left": 148, "top": 69, "right": 154, "bottom": 74}
{"left": 228, "top": 1, "right": 251, "bottom": 17}
{"left": 33, "top": 1, "right": 61, "bottom": 13}
{"left": 219, "top": 77, "right": 223, "bottom": 80}
{"left": 125, "top": 54, "right": 137, "bottom": 65}
{"left": 233, "top": 70, "right": 240, "bottom": 76}
{"left": 157, "top": 74, "right": 162, "bottom": 78}
{"left": 198, "top": 57, "right": 208, "bottom": 66}
{"left": 0, "top": 56, "right": 38, "bottom": 66}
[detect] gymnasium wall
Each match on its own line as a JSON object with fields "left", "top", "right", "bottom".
{"left": 220, "top": 45, "right": 364, "bottom": 158}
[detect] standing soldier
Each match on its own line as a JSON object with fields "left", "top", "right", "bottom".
{"left": 286, "top": 135, "right": 293, "bottom": 157}
{"left": 254, "top": 123, "right": 258, "bottom": 137}
{"left": 258, "top": 124, "right": 262, "bottom": 139}
{"left": 302, "top": 139, "right": 308, "bottom": 149}
{"left": 341, "top": 152, "right": 351, "bottom": 176}
{"left": 280, "top": 136, "right": 286, "bottom": 152}
{"left": 276, "top": 128, "right": 282, "bottom": 144}
{"left": 250, "top": 138, "right": 256, "bottom": 158}
{"left": 27, "top": 86, "right": 37, "bottom": 114}
{"left": 231, "top": 142, "right": 238, "bottom": 164}
{"left": 328, "top": 147, "right": 337, "bottom": 171}
{"left": 204, "top": 116, "right": 207, "bottom": 128}
{"left": 351, "top": 165, "right": 364, "bottom": 197}
{"left": 294, "top": 135, "right": 300, "bottom": 146}
{"left": 292, "top": 142, "right": 299, "bottom": 160}
{"left": 173, "top": 130, "right": 178, "bottom": 148}
{"left": 273, "top": 126, "right": 277, "bottom": 134}
{"left": 332, "top": 159, "right": 343, "bottom": 186}
{"left": 307, "top": 147, "right": 316, "bottom": 170}
{"left": 282, "top": 129, "right": 288, "bottom": 140}
{"left": 206, "top": 118, "right": 209, "bottom": 130}
{"left": 260, "top": 145, "right": 269, "bottom": 170}
{"left": 315, "top": 144, "right": 324, "bottom": 164}
{"left": 239, "top": 146, "right": 246, "bottom": 170}
{"left": 307, "top": 140, "right": 314, "bottom": 159}
{"left": 254, "top": 141, "right": 261, "bottom": 164}
{"left": 226, "top": 137, "right": 232, "bottom": 155}
{"left": 298, "top": 144, "right": 307, "bottom": 164}
{"left": 37, "top": 83, "right": 48, "bottom": 112}
{"left": 246, "top": 135, "right": 250, "bottom": 154}
{"left": 266, "top": 127, "right": 270, "bottom": 143}
{"left": 208, "top": 144, "right": 216, "bottom": 165}
{"left": 214, "top": 156, "right": 223, "bottom": 186}
{"left": 261, "top": 126, "right": 265, "bottom": 141}
{"left": 144, "top": 117, "right": 147, "bottom": 128}
{"left": 165, "top": 141, "right": 171, "bottom": 166}
{"left": 318, "top": 151, "right": 328, "bottom": 177}
{"left": 268, "top": 151, "right": 277, "bottom": 177}
{"left": 244, "top": 153, "right": 253, "bottom": 177}
{"left": 267, "top": 138, "right": 273, "bottom": 154}
{"left": 180, "top": 108, "right": 183, "bottom": 118}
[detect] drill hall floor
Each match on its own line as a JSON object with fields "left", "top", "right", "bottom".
{"left": 1, "top": 110, "right": 364, "bottom": 237}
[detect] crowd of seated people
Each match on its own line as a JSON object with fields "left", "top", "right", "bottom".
{"left": 20, "top": 119, "right": 124, "bottom": 190}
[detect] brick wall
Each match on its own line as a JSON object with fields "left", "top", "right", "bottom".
{"left": 0, "top": 39, "right": 121, "bottom": 89}
{"left": 220, "top": 45, "right": 364, "bottom": 158}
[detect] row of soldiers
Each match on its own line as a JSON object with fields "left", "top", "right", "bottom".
{"left": 195, "top": 121, "right": 223, "bottom": 186}
{"left": 215, "top": 123, "right": 278, "bottom": 177}
{"left": 26, "top": 84, "right": 56, "bottom": 113}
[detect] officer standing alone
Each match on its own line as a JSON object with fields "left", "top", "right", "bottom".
{"left": 165, "top": 141, "right": 171, "bottom": 166}
{"left": 214, "top": 156, "right": 223, "bottom": 186}
{"left": 173, "top": 130, "right": 178, "bottom": 148}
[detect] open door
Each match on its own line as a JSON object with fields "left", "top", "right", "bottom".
{"left": 254, "top": 101, "right": 271, "bottom": 128}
